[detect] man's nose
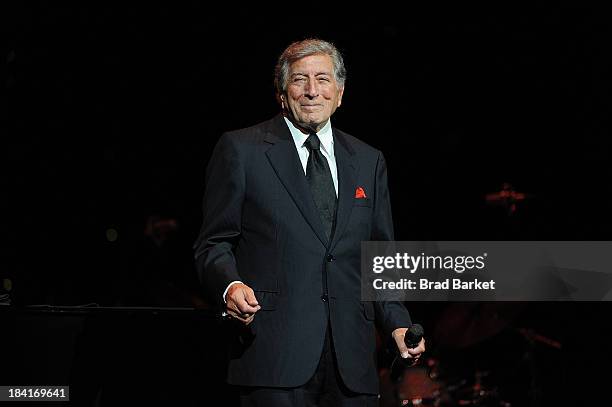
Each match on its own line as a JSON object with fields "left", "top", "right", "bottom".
{"left": 304, "top": 79, "right": 319, "bottom": 98}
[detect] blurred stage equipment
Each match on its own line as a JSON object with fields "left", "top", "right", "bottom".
{"left": 485, "top": 182, "right": 530, "bottom": 215}
{"left": 385, "top": 358, "right": 516, "bottom": 406}
{"left": 380, "top": 302, "right": 565, "bottom": 406}
{"left": 394, "top": 357, "right": 444, "bottom": 406}
{"left": 1, "top": 278, "right": 12, "bottom": 305}
{"left": 144, "top": 215, "right": 178, "bottom": 247}
{"left": 433, "top": 303, "right": 524, "bottom": 349}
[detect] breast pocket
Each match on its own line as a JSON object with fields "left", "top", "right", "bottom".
{"left": 346, "top": 197, "right": 373, "bottom": 240}
{"left": 353, "top": 198, "right": 372, "bottom": 208}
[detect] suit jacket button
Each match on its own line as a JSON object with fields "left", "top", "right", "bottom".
{"left": 326, "top": 254, "right": 335, "bottom": 262}
{"left": 321, "top": 294, "right": 329, "bottom": 302}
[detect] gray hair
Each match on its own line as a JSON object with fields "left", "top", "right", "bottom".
{"left": 274, "top": 38, "right": 346, "bottom": 96}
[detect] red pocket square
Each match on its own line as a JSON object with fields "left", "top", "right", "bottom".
{"left": 355, "top": 187, "right": 367, "bottom": 199}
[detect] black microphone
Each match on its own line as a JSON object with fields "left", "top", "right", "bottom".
{"left": 390, "top": 324, "right": 424, "bottom": 382}
{"left": 404, "top": 323, "right": 424, "bottom": 349}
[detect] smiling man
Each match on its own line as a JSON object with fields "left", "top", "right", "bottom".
{"left": 194, "top": 38, "right": 425, "bottom": 407}
{"left": 281, "top": 52, "right": 344, "bottom": 132}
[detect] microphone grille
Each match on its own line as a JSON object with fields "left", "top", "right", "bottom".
{"left": 406, "top": 323, "right": 424, "bottom": 342}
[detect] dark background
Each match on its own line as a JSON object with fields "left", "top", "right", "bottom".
{"left": 3, "top": 3, "right": 611, "bottom": 406}
{"left": 4, "top": 4, "right": 611, "bottom": 305}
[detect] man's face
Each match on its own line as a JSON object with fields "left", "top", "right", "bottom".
{"left": 282, "top": 54, "right": 344, "bottom": 132}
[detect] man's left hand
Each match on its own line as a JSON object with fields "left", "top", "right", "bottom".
{"left": 392, "top": 327, "right": 426, "bottom": 365}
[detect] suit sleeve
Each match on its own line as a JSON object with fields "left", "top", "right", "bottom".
{"left": 193, "top": 133, "right": 245, "bottom": 308}
{"left": 370, "top": 152, "right": 413, "bottom": 337}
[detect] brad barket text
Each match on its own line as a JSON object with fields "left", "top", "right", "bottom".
{"left": 373, "top": 278, "right": 496, "bottom": 290}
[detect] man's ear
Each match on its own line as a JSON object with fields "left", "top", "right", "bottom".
{"left": 337, "top": 87, "right": 344, "bottom": 108}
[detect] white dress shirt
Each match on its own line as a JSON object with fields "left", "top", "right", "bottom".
{"left": 283, "top": 116, "right": 338, "bottom": 196}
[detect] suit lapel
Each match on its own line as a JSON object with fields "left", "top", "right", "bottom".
{"left": 330, "top": 130, "right": 358, "bottom": 252}
{"left": 264, "top": 115, "right": 330, "bottom": 248}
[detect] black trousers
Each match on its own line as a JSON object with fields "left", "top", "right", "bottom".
{"left": 239, "top": 324, "right": 378, "bottom": 407}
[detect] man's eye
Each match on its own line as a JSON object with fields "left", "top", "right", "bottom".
{"left": 293, "top": 77, "right": 306, "bottom": 82}
{"left": 318, "top": 77, "right": 330, "bottom": 82}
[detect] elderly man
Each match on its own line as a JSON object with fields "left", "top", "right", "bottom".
{"left": 194, "top": 38, "right": 425, "bottom": 407}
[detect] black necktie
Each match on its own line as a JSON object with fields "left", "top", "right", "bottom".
{"left": 304, "top": 132, "right": 337, "bottom": 242}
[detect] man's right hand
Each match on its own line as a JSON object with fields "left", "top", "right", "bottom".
{"left": 225, "top": 283, "right": 261, "bottom": 325}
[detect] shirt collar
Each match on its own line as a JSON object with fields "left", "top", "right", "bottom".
{"left": 283, "top": 116, "right": 334, "bottom": 155}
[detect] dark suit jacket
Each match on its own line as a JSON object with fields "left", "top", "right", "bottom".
{"left": 194, "top": 114, "right": 411, "bottom": 394}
